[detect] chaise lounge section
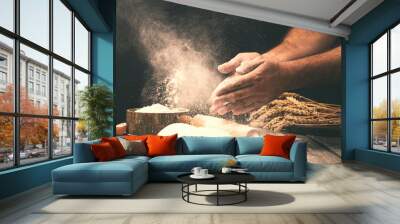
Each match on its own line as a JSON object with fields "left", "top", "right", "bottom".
{"left": 52, "top": 141, "right": 149, "bottom": 196}
{"left": 52, "top": 136, "right": 307, "bottom": 196}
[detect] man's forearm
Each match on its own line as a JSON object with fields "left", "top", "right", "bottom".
{"left": 263, "top": 28, "right": 339, "bottom": 62}
{"left": 280, "top": 46, "right": 341, "bottom": 91}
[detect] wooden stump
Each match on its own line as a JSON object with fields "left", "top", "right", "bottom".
{"left": 126, "top": 108, "right": 189, "bottom": 135}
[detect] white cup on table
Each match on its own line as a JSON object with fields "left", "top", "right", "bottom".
{"left": 200, "top": 169, "right": 208, "bottom": 176}
{"left": 191, "top": 167, "right": 202, "bottom": 176}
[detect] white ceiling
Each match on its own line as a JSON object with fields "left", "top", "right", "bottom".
{"left": 226, "top": 0, "right": 352, "bottom": 22}
{"left": 164, "top": 0, "right": 384, "bottom": 38}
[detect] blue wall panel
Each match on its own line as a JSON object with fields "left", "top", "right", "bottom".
{"left": 91, "top": 0, "right": 115, "bottom": 134}
{"left": 344, "top": 0, "right": 400, "bottom": 170}
{"left": 343, "top": 44, "right": 369, "bottom": 160}
{"left": 66, "top": 0, "right": 110, "bottom": 32}
{"left": 0, "top": 158, "right": 72, "bottom": 199}
{"left": 355, "top": 149, "right": 400, "bottom": 172}
{"left": 92, "top": 31, "right": 114, "bottom": 135}
{"left": 350, "top": 0, "right": 400, "bottom": 45}
{"left": 92, "top": 32, "right": 114, "bottom": 89}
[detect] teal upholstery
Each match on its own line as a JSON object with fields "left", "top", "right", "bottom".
{"left": 117, "top": 155, "right": 150, "bottom": 163}
{"left": 246, "top": 172, "right": 295, "bottom": 182}
{"left": 236, "top": 155, "right": 293, "bottom": 172}
{"left": 149, "top": 171, "right": 190, "bottom": 182}
{"left": 73, "top": 140, "right": 100, "bottom": 163}
{"left": 236, "top": 137, "right": 263, "bottom": 155}
{"left": 290, "top": 141, "right": 307, "bottom": 181}
{"left": 149, "top": 154, "right": 234, "bottom": 173}
{"left": 177, "top": 136, "right": 235, "bottom": 155}
{"left": 235, "top": 140, "right": 307, "bottom": 181}
{"left": 52, "top": 137, "right": 307, "bottom": 195}
{"left": 52, "top": 157, "right": 148, "bottom": 195}
{"left": 53, "top": 162, "right": 140, "bottom": 183}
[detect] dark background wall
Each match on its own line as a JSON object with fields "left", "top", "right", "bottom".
{"left": 116, "top": 0, "right": 286, "bottom": 123}
{"left": 115, "top": 0, "right": 341, "bottom": 124}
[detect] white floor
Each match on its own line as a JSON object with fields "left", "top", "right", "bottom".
{"left": 1, "top": 162, "right": 400, "bottom": 224}
{"left": 38, "top": 183, "right": 358, "bottom": 214}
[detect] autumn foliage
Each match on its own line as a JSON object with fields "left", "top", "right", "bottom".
{"left": 0, "top": 85, "right": 59, "bottom": 151}
{"left": 372, "top": 99, "right": 400, "bottom": 142}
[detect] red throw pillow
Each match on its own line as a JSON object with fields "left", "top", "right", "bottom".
{"left": 260, "top": 134, "right": 296, "bottom": 159}
{"left": 146, "top": 134, "right": 177, "bottom": 157}
{"left": 101, "top": 137, "right": 127, "bottom": 158}
{"left": 91, "top": 142, "right": 117, "bottom": 161}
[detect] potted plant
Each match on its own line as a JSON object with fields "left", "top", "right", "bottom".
{"left": 79, "top": 84, "right": 113, "bottom": 140}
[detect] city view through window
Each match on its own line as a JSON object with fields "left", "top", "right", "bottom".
{"left": 371, "top": 23, "right": 400, "bottom": 153}
{"left": 0, "top": 0, "right": 91, "bottom": 170}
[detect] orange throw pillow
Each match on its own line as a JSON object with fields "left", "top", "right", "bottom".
{"left": 146, "top": 134, "right": 177, "bottom": 157}
{"left": 101, "top": 137, "right": 127, "bottom": 158}
{"left": 91, "top": 142, "right": 117, "bottom": 162}
{"left": 123, "top": 135, "right": 148, "bottom": 141}
{"left": 260, "top": 134, "right": 296, "bottom": 159}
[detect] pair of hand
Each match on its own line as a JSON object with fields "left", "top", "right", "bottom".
{"left": 210, "top": 52, "right": 287, "bottom": 115}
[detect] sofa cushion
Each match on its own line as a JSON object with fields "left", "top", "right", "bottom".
{"left": 123, "top": 135, "right": 150, "bottom": 150}
{"left": 123, "top": 135, "right": 149, "bottom": 141}
{"left": 53, "top": 158, "right": 147, "bottom": 183}
{"left": 260, "top": 134, "right": 296, "bottom": 159}
{"left": 101, "top": 137, "right": 127, "bottom": 158}
{"left": 91, "top": 142, "right": 118, "bottom": 161}
{"left": 236, "top": 137, "right": 263, "bottom": 155}
{"left": 116, "top": 155, "right": 150, "bottom": 163}
{"left": 147, "top": 134, "right": 177, "bottom": 157}
{"left": 236, "top": 155, "right": 293, "bottom": 172}
{"left": 149, "top": 154, "right": 235, "bottom": 172}
{"left": 178, "top": 137, "right": 235, "bottom": 155}
{"left": 118, "top": 138, "right": 147, "bottom": 156}
{"left": 73, "top": 140, "right": 100, "bottom": 163}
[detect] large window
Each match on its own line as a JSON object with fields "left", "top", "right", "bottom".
{"left": 0, "top": 0, "right": 14, "bottom": 32}
{"left": 370, "top": 22, "right": 400, "bottom": 153}
{"left": 0, "top": 0, "right": 91, "bottom": 170}
{"left": 20, "top": 0, "right": 49, "bottom": 49}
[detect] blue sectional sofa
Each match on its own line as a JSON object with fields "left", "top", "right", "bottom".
{"left": 52, "top": 136, "right": 307, "bottom": 196}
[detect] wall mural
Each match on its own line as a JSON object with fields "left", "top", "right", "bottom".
{"left": 116, "top": 0, "right": 342, "bottom": 162}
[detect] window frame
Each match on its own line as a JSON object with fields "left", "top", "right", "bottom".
{"left": 369, "top": 20, "right": 400, "bottom": 154}
{"left": 0, "top": 0, "right": 92, "bottom": 171}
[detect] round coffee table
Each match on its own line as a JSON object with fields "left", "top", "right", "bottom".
{"left": 177, "top": 173, "right": 255, "bottom": 206}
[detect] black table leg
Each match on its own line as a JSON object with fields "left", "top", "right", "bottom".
{"left": 187, "top": 184, "right": 190, "bottom": 202}
{"left": 180, "top": 182, "right": 250, "bottom": 206}
{"left": 245, "top": 183, "right": 247, "bottom": 201}
{"left": 216, "top": 184, "right": 219, "bottom": 206}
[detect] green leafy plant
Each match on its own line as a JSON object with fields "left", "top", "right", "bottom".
{"left": 79, "top": 84, "right": 113, "bottom": 140}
